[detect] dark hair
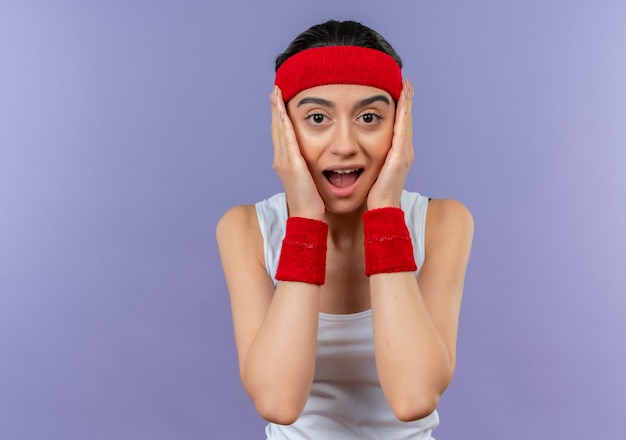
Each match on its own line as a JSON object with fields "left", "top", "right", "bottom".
{"left": 275, "top": 20, "right": 402, "bottom": 71}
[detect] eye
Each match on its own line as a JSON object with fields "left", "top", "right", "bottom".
{"left": 305, "top": 113, "right": 328, "bottom": 125}
{"left": 358, "top": 113, "right": 382, "bottom": 125}
{"left": 312, "top": 114, "right": 325, "bottom": 124}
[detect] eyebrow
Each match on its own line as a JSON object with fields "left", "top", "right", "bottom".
{"left": 355, "top": 95, "right": 391, "bottom": 109}
{"left": 296, "top": 97, "right": 334, "bottom": 108}
{"left": 296, "top": 94, "right": 391, "bottom": 110}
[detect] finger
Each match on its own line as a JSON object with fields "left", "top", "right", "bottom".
{"left": 398, "top": 79, "right": 413, "bottom": 122}
{"left": 403, "top": 79, "right": 414, "bottom": 115}
{"left": 270, "top": 87, "right": 284, "bottom": 160}
{"left": 274, "top": 87, "right": 302, "bottom": 162}
{"left": 404, "top": 79, "right": 414, "bottom": 141}
{"left": 271, "top": 86, "right": 295, "bottom": 171}
{"left": 394, "top": 80, "right": 414, "bottom": 143}
{"left": 271, "top": 87, "right": 293, "bottom": 153}
{"left": 391, "top": 82, "right": 409, "bottom": 148}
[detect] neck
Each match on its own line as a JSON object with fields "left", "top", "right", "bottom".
{"left": 324, "top": 203, "right": 367, "bottom": 250}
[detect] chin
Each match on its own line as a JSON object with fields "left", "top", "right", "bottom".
{"left": 322, "top": 196, "right": 368, "bottom": 217}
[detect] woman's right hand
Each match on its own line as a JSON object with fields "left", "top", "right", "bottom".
{"left": 270, "top": 86, "right": 325, "bottom": 220}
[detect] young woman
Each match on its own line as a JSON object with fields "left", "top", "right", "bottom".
{"left": 217, "top": 20, "right": 473, "bottom": 439}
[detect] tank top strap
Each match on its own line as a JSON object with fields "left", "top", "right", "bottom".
{"left": 255, "top": 193, "right": 287, "bottom": 287}
{"left": 400, "top": 189, "right": 429, "bottom": 272}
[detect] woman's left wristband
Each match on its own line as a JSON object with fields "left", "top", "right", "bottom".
{"left": 362, "top": 207, "right": 417, "bottom": 276}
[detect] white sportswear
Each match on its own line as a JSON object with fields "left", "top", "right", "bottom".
{"left": 255, "top": 190, "right": 439, "bottom": 440}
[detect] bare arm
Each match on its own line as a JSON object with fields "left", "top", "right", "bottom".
{"left": 216, "top": 205, "right": 321, "bottom": 425}
{"left": 370, "top": 198, "right": 474, "bottom": 421}
{"left": 215, "top": 87, "right": 327, "bottom": 425}
{"left": 364, "top": 80, "right": 474, "bottom": 421}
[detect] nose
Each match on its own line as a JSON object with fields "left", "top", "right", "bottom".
{"left": 329, "top": 120, "right": 358, "bottom": 157}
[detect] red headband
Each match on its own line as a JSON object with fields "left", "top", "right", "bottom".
{"left": 275, "top": 45, "right": 402, "bottom": 102}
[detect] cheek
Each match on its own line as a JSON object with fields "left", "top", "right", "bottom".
{"left": 364, "top": 127, "right": 394, "bottom": 160}
{"left": 292, "top": 128, "right": 315, "bottom": 162}
{"left": 292, "top": 129, "right": 327, "bottom": 172}
{"left": 291, "top": 120, "right": 330, "bottom": 164}
{"left": 289, "top": 119, "right": 312, "bottom": 157}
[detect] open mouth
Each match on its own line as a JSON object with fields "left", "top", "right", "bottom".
{"left": 323, "top": 168, "right": 364, "bottom": 188}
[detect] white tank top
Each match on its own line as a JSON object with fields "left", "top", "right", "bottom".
{"left": 255, "top": 191, "right": 439, "bottom": 440}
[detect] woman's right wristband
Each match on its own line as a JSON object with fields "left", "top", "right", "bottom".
{"left": 275, "top": 217, "right": 328, "bottom": 285}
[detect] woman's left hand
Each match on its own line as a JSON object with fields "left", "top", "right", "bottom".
{"left": 367, "top": 79, "right": 415, "bottom": 210}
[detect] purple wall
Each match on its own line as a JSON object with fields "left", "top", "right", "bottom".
{"left": 1, "top": 1, "right": 624, "bottom": 438}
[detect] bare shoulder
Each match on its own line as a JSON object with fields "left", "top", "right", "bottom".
{"left": 425, "top": 198, "right": 474, "bottom": 254}
{"left": 216, "top": 204, "right": 265, "bottom": 265}
{"left": 216, "top": 204, "right": 258, "bottom": 240}
{"left": 426, "top": 198, "right": 473, "bottom": 228}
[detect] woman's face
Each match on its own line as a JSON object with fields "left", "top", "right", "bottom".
{"left": 287, "top": 84, "right": 396, "bottom": 215}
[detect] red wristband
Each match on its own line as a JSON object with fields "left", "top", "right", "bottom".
{"left": 362, "top": 207, "right": 417, "bottom": 276}
{"left": 275, "top": 217, "right": 328, "bottom": 285}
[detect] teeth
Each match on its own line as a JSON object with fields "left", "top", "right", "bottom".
{"left": 332, "top": 169, "right": 358, "bottom": 174}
